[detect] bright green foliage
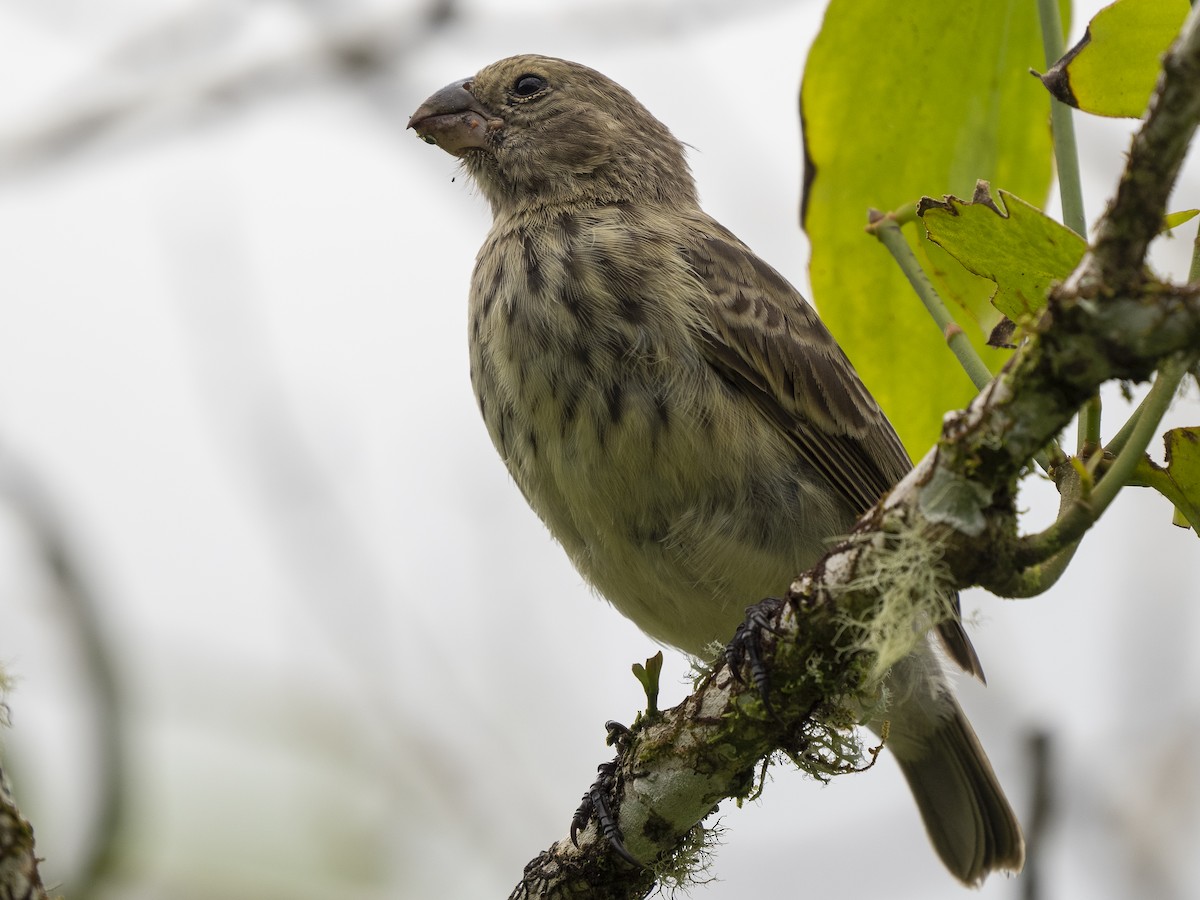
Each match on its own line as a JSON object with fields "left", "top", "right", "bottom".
{"left": 1040, "top": 0, "right": 1189, "bottom": 118}
{"left": 1163, "top": 209, "right": 1200, "bottom": 232}
{"left": 919, "top": 187, "right": 1087, "bottom": 322}
{"left": 1130, "top": 426, "right": 1200, "bottom": 533}
{"left": 632, "top": 651, "right": 664, "bottom": 717}
{"left": 1161, "top": 427, "right": 1200, "bottom": 531}
{"left": 802, "top": 0, "right": 1066, "bottom": 458}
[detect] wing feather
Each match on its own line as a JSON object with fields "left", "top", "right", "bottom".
{"left": 683, "top": 220, "right": 984, "bottom": 680}
{"left": 684, "top": 222, "right": 911, "bottom": 513}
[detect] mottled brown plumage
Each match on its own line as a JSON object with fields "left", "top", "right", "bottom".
{"left": 410, "top": 54, "right": 1023, "bottom": 884}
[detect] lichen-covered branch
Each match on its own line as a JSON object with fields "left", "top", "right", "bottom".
{"left": 511, "top": 5, "right": 1200, "bottom": 897}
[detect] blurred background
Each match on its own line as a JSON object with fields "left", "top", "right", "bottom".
{"left": 0, "top": 1, "right": 1198, "bottom": 898}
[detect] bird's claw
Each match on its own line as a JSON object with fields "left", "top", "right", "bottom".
{"left": 725, "top": 596, "right": 787, "bottom": 714}
{"left": 569, "top": 756, "right": 640, "bottom": 867}
{"left": 604, "top": 720, "right": 632, "bottom": 748}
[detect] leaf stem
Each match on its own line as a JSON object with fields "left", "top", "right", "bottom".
{"left": 1190, "top": 219, "right": 1200, "bottom": 283}
{"left": 868, "top": 213, "right": 994, "bottom": 391}
{"left": 1037, "top": 0, "right": 1087, "bottom": 238}
{"left": 1000, "top": 464, "right": 1086, "bottom": 597}
{"left": 869, "top": 212, "right": 1059, "bottom": 471}
{"left": 1106, "top": 389, "right": 1156, "bottom": 458}
{"left": 1020, "top": 354, "right": 1192, "bottom": 562}
{"left": 1130, "top": 458, "right": 1200, "bottom": 531}
{"left": 1036, "top": 0, "right": 1099, "bottom": 455}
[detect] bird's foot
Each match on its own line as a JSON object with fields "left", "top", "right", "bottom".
{"left": 725, "top": 596, "right": 787, "bottom": 714}
{"left": 569, "top": 722, "right": 640, "bottom": 867}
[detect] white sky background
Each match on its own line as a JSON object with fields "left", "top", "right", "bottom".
{"left": 0, "top": 1, "right": 1198, "bottom": 898}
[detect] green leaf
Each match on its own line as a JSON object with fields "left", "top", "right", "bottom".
{"left": 802, "top": 0, "right": 1065, "bottom": 458}
{"left": 1039, "top": 0, "right": 1189, "bottom": 118}
{"left": 631, "top": 651, "right": 663, "bottom": 716}
{"left": 918, "top": 184, "right": 1087, "bottom": 322}
{"left": 1162, "top": 427, "right": 1200, "bottom": 531}
{"left": 1163, "top": 209, "right": 1200, "bottom": 233}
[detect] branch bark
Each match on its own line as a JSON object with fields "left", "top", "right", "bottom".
{"left": 0, "top": 760, "right": 51, "bottom": 900}
{"left": 510, "top": 5, "right": 1200, "bottom": 897}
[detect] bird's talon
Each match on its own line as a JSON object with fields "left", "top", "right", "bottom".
{"left": 725, "top": 597, "right": 786, "bottom": 713}
{"left": 604, "top": 720, "right": 632, "bottom": 748}
{"left": 568, "top": 758, "right": 641, "bottom": 866}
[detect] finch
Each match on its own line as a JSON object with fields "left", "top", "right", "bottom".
{"left": 409, "top": 54, "right": 1024, "bottom": 884}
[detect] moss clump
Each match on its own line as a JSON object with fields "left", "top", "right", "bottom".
{"left": 651, "top": 819, "right": 723, "bottom": 896}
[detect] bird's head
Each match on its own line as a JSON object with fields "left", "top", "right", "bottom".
{"left": 408, "top": 54, "right": 697, "bottom": 214}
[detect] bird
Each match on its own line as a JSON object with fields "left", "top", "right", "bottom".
{"left": 408, "top": 53, "right": 1024, "bottom": 885}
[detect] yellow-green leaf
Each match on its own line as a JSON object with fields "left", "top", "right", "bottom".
{"left": 1163, "top": 209, "right": 1200, "bottom": 233}
{"left": 802, "top": 0, "right": 1065, "bottom": 458}
{"left": 918, "top": 184, "right": 1087, "bottom": 322}
{"left": 1163, "top": 427, "right": 1200, "bottom": 531}
{"left": 631, "top": 651, "right": 663, "bottom": 716}
{"left": 1039, "top": 0, "right": 1189, "bottom": 118}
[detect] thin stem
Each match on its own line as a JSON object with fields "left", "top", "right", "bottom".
{"left": 1037, "top": 0, "right": 1099, "bottom": 454}
{"left": 997, "top": 450, "right": 1090, "bottom": 597}
{"left": 1002, "top": 535, "right": 1081, "bottom": 597}
{"left": 869, "top": 214, "right": 994, "bottom": 390}
{"left": 1131, "top": 458, "right": 1200, "bottom": 530}
{"left": 1190, "top": 220, "right": 1200, "bottom": 283}
{"left": 1038, "top": 0, "right": 1087, "bottom": 238}
{"left": 1191, "top": 226, "right": 1200, "bottom": 394}
{"left": 1106, "top": 389, "right": 1156, "bottom": 457}
{"left": 888, "top": 202, "right": 920, "bottom": 227}
{"left": 1020, "top": 354, "right": 1192, "bottom": 562}
{"left": 1078, "top": 396, "right": 1102, "bottom": 455}
{"left": 1090, "top": 357, "right": 1187, "bottom": 510}
{"left": 869, "top": 212, "right": 1058, "bottom": 471}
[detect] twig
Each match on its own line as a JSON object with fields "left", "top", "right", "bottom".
{"left": 868, "top": 212, "right": 996, "bottom": 391}
{"left": 1015, "top": 354, "right": 1193, "bottom": 570}
{"left": 868, "top": 212, "right": 1056, "bottom": 474}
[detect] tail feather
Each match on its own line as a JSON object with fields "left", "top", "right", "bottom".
{"left": 894, "top": 702, "right": 1025, "bottom": 885}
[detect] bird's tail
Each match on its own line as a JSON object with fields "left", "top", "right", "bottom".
{"left": 892, "top": 699, "right": 1025, "bottom": 885}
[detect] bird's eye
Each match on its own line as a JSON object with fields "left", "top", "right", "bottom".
{"left": 512, "top": 74, "right": 548, "bottom": 97}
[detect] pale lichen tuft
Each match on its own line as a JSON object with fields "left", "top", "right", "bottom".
{"left": 832, "top": 518, "right": 957, "bottom": 687}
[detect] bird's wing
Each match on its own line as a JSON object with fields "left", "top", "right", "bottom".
{"left": 683, "top": 220, "right": 912, "bottom": 513}
{"left": 682, "top": 220, "right": 984, "bottom": 680}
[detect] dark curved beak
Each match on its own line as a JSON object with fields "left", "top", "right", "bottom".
{"left": 408, "top": 79, "right": 498, "bottom": 156}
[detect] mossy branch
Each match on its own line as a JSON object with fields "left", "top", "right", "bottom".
{"left": 511, "top": 5, "right": 1200, "bottom": 897}
{"left": 0, "top": 758, "right": 52, "bottom": 900}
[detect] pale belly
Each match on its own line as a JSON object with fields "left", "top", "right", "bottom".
{"left": 475, "top": 336, "right": 852, "bottom": 657}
